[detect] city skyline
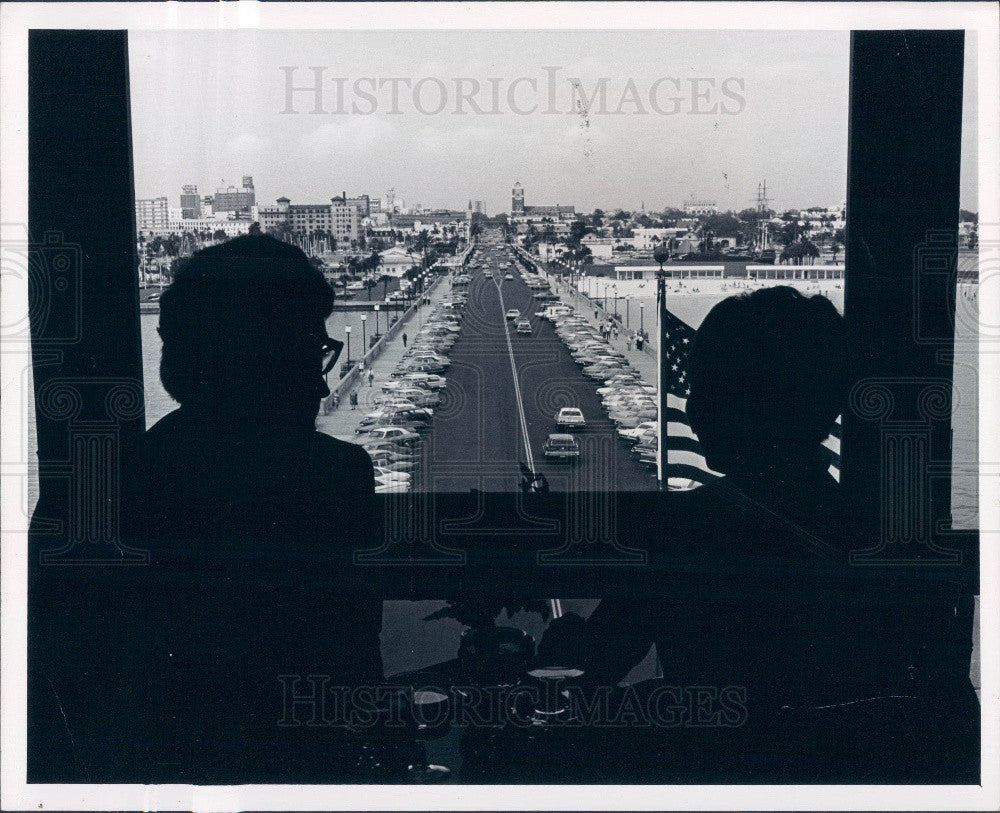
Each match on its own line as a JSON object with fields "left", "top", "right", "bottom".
{"left": 129, "top": 30, "right": 978, "bottom": 214}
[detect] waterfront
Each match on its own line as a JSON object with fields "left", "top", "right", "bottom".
{"left": 139, "top": 276, "right": 978, "bottom": 528}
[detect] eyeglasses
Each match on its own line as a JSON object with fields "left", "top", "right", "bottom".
{"left": 321, "top": 336, "right": 344, "bottom": 376}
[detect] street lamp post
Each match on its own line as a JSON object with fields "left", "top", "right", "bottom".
{"left": 603, "top": 283, "right": 609, "bottom": 311}
{"left": 612, "top": 284, "right": 619, "bottom": 319}
{"left": 344, "top": 325, "right": 352, "bottom": 365}
{"left": 626, "top": 296, "right": 631, "bottom": 329}
{"left": 374, "top": 303, "right": 380, "bottom": 336}
{"left": 361, "top": 314, "right": 367, "bottom": 349}
{"left": 639, "top": 303, "right": 645, "bottom": 333}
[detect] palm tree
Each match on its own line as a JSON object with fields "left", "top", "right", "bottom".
{"left": 413, "top": 229, "right": 431, "bottom": 271}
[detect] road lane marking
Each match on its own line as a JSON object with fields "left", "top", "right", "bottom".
{"left": 492, "top": 266, "right": 536, "bottom": 474}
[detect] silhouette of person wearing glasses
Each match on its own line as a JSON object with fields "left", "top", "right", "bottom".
{"left": 539, "top": 287, "right": 977, "bottom": 781}
{"left": 121, "top": 234, "right": 384, "bottom": 782}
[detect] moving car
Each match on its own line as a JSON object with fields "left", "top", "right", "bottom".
{"left": 515, "top": 319, "right": 532, "bottom": 335}
{"left": 504, "top": 273, "right": 514, "bottom": 281}
{"left": 505, "top": 308, "right": 520, "bottom": 320}
{"left": 543, "top": 433, "right": 580, "bottom": 462}
{"left": 555, "top": 407, "right": 586, "bottom": 431}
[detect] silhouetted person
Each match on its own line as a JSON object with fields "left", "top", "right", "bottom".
{"left": 119, "top": 234, "right": 384, "bottom": 782}
{"left": 539, "top": 286, "right": 977, "bottom": 781}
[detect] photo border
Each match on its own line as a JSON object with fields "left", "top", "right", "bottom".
{"left": 2, "top": 2, "right": 998, "bottom": 810}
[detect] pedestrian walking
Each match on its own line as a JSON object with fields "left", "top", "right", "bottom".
{"left": 636, "top": 335, "right": 644, "bottom": 352}
{"left": 349, "top": 390, "right": 358, "bottom": 410}
{"left": 626, "top": 336, "right": 633, "bottom": 352}
{"left": 368, "top": 369, "right": 375, "bottom": 387}
{"left": 594, "top": 308, "right": 599, "bottom": 320}
{"left": 332, "top": 391, "right": 341, "bottom": 410}
{"left": 402, "top": 332, "right": 408, "bottom": 348}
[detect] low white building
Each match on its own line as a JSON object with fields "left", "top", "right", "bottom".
{"left": 144, "top": 216, "right": 252, "bottom": 238}
{"left": 580, "top": 234, "right": 614, "bottom": 260}
{"left": 629, "top": 227, "right": 688, "bottom": 251}
{"left": 378, "top": 246, "right": 420, "bottom": 277}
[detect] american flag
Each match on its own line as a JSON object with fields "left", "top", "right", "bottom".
{"left": 657, "top": 301, "right": 842, "bottom": 490}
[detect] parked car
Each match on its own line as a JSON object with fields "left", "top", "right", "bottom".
{"left": 372, "top": 465, "right": 411, "bottom": 483}
{"left": 543, "top": 433, "right": 581, "bottom": 462}
{"left": 555, "top": 407, "right": 586, "bottom": 431}
{"left": 619, "top": 421, "right": 658, "bottom": 442}
{"left": 366, "top": 426, "right": 420, "bottom": 446}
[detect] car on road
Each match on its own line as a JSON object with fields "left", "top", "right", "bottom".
{"left": 515, "top": 319, "right": 532, "bottom": 335}
{"left": 543, "top": 433, "right": 581, "bottom": 462}
{"left": 555, "top": 407, "right": 586, "bottom": 431}
{"left": 395, "top": 360, "right": 446, "bottom": 375}
{"left": 372, "top": 464, "right": 411, "bottom": 483}
{"left": 504, "top": 273, "right": 514, "bottom": 281}
{"left": 366, "top": 454, "right": 416, "bottom": 472}
{"left": 366, "top": 426, "right": 420, "bottom": 445}
{"left": 399, "top": 372, "right": 447, "bottom": 389}
{"left": 538, "top": 304, "right": 573, "bottom": 320}
{"left": 505, "top": 308, "right": 520, "bottom": 320}
{"left": 619, "top": 420, "right": 658, "bottom": 442}
{"left": 374, "top": 476, "right": 410, "bottom": 494}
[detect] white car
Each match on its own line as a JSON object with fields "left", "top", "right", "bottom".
{"left": 400, "top": 372, "right": 446, "bottom": 389}
{"left": 555, "top": 407, "right": 586, "bottom": 431}
{"left": 619, "top": 421, "right": 658, "bottom": 442}
{"left": 505, "top": 308, "right": 520, "bottom": 320}
{"left": 375, "top": 477, "right": 410, "bottom": 494}
{"left": 372, "top": 465, "right": 411, "bottom": 483}
{"left": 366, "top": 426, "right": 420, "bottom": 445}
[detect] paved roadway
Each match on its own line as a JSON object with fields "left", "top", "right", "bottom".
{"left": 423, "top": 246, "right": 657, "bottom": 493}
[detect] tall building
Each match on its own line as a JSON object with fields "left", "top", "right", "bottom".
{"left": 257, "top": 196, "right": 359, "bottom": 244}
{"left": 510, "top": 181, "right": 573, "bottom": 219}
{"left": 135, "top": 197, "right": 169, "bottom": 232}
{"left": 343, "top": 193, "right": 371, "bottom": 219}
{"left": 212, "top": 176, "right": 256, "bottom": 214}
{"left": 511, "top": 182, "right": 525, "bottom": 216}
{"left": 180, "top": 185, "right": 201, "bottom": 219}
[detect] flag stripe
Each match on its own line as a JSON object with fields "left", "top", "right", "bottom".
{"left": 659, "top": 304, "right": 841, "bottom": 489}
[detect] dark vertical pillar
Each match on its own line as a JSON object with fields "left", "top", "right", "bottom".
{"left": 29, "top": 30, "right": 144, "bottom": 560}
{"left": 843, "top": 31, "right": 964, "bottom": 561}
{"left": 28, "top": 31, "right": 144, "bottom": 781}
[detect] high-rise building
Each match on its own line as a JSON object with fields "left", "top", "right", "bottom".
{"left": 344, "top": 193, "right": 371, "bottom": 218}
{"left": 212, "top": 176, "right": 256, "bottom": 214}
{"left": 257, "top": 196, "right": 359, "bottom": 244}
{"left": 135, "top": 197, "right": 169, "bottom": 232}
{"left": 180, "top": 185, "right": 201, "bottom": 219}
{"left": 511, "top": 182, "right": 525, "bottom": 216}
{"left": 509, "top": 181, "right": 574, "bottom": 229}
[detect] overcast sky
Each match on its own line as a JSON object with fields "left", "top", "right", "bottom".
{"left": 130, "top": 29, "right": 978, "bottom": 214}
